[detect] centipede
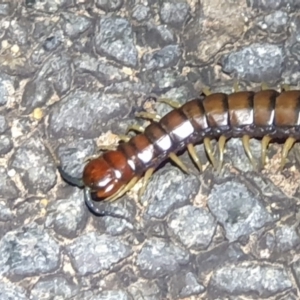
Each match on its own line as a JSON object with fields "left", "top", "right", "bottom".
{"left": 58, "top": 85, "right": 300, "bottom": 216}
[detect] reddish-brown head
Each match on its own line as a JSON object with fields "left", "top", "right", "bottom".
{"left": 82, "top": 150, "right": 134, "bottom": 199}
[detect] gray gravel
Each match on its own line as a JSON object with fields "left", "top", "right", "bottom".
{"left": 1, "top": 0, "right": 300, "bottom": 299}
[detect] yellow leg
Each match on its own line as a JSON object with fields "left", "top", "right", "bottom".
{"left": 281, "top": 84, "right": 290, "bottom": 91}
{"left": 202, "top": 87, "right": 212, "bottom": 96}
{"left": 126, "top": 125, "right": 145, "bottom": 134}
{"left": 135, "top": 112, "right": 161, "bottom": 122}
{"left": 158, "top": 98, "right": 181, "bottom": 108}
{"left": 204, "top": 137, "right": 217, "bottom": 169}
{"left": 118, "top": 134, "right": 130, "bottom": 142}
{"left": 242, "top": 135, "right": 256, "bottom": 168}
{"left": 187, "top": 143, "right": 202, "bottom": 172}
{"left": 261, "top": 82, "right": 269, "bottom": 90}
{"left": 169, "top": 152, "right": 189, "bottom": 173}
{"left": 139, "top": 167, "right": 155, "bottom": 199}
{"left": 105, "top": 176, "right": 140, "bottom": 202}
{"left": 261, "top": 135, "right": 272, "bottom": 166}
{"left": 233, "top": 80, "right": 240, "bottom": 92}
{"left": 217, "top": 135, "right": 227, "bottom": 173}
{"left": 280, "top": 137, "right": 296, "bottom": 170}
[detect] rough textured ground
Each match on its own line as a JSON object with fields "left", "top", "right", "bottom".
{"left": 0, "top": 0, "right": 300, "bottom": 299}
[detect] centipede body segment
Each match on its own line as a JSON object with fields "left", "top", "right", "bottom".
{"left": 59, "top": 87, "right": 300, "bottom": 214}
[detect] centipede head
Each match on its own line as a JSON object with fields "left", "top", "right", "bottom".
{"left": 82, "top": 156, "right": 124, "bottom": 199}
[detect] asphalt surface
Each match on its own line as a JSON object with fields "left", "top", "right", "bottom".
{"left": 0, "top": 0, "right": 300, "bottom": 299}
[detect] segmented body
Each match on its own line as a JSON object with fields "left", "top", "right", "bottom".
{"left": 59, "top": 88, "right": 300, "bottom": 215}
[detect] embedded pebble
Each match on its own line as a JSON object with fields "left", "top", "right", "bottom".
{"left": 95, "top": 17, "right": 138, "bottom": 67}
{"left": 45, "top": 188, "right": 87, "bottom": 238}
{"left": 142, "top": 44, "right": 182, "bottom": 70}
{"left": 30, "top": 275, "right": 79, "bottom": 300}
{"left": 209, "top": 262, "right": 293, "bottom": 297}
{"left": 61, "top": 12, "right": 93, "bottom": 38}
{"left": 195, "top": 243, "right": 248, "bottom": 276}
{"left": 159, "top": 0, "right": 190, "bottom": 27}
{"left": 127, "top": 280, "right": 162, "bottom": 300}
{"left": 167, "top": 205, "right": 216, "bottom": 250}
{"left": 222, "top": 43, "right": 284, "bottom": 82}
{"left": 95, "top": 0, "right": 123, "bottom": 11}
{"left": 132, "top": 4, "right": 150, "bottom": 22}
{"left": 170, "top": 271, "right": 205, "bottom": 298}
{"left": 0, "top": 73, "right": 15, "bottom": 106}
{"left": 0, "top": 222, "right": 60, "bottom": 278}
{"left": 141, "top": 167, "right": 200, "bottom": 219}
{"left": 9, "top": 137, "right": 56, "bottom": 194}
{"left": 0, "top": 281, "right": 28, "bottom": 300}
{"left": 136, "top": 237, "right": 190, "bottom": 279}
{"left": 0, "top": 115, "right": 8, "bottom": 133}
{"left": 21, "top": 78, "right": 54, "bottom": 113}
{"left": 66, "top": 232, "right": 132, "bottom": 275}
{"left": 0, "top": 134, "right": 13, "bottom": 155}
{"left": 57, "top": 138, "right": 96, "bottom": 178}
{"left": 49, "top": 90, "right": 130, "bottom": 139}
{"left": 0, "top": 200, "right": 13, "bottom": 221}
{"left": 208, "top": 180, "right": 274, "bottom": 241}
{"left": 0, "top": 166, "right": 19, "bottom": 200}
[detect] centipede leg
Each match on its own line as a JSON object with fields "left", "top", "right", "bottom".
{"left": 118, "top": 134, "right": 130, "bottom": 142}
{"left": 261, "top": 135, "right": 272, "bottom": 167}
{"left": 280, "top": 137, "right": 296, "bottom": 170}
{"left": 233, "top": 81, "right": 240, "bottom": 92}
{"left": 126, "top": 125, "right": 145, "bottom": 134}
{"left": 157, "top": 98, "right": 181, "bottom": 108}
{"left": 84, "top": 187, "right": 129, "bottom": 221}
{"left": 204, "top": 137, "right": 218, "bottom": 170}
{"left": 281, "top": 84, "right": 290, "bottom": 91}
{"left": 202, "top": 87, "right": 212, "bottom": 96}
{"left": 187, "top": 143, "right": 202, "bottom": 172}
{"left": 217, "top": 135, "right": 227, "bottom": 173}
{"left": 242, "top": 135, "right": 256, "bottom": 169}
{"left": 169, "top": 152, "right": 189, "bottom": 173}
{"left": 139, "top": 167, "right": 155, "bottom": 199}
{"left": 135, "top": 112, "right": 161, "bottom": 122}
{"left": 105, "top": 176, "right": 140, "bottom": 202}
{"left": 261, "top": 82, "right": 269, "bottom": 90}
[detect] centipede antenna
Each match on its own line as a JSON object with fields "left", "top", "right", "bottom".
{"left": 58, "top": 166, "right": 84, "bottom": 188}
{"left": 84, "top": 187, "right": 130, "bottom": 221}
